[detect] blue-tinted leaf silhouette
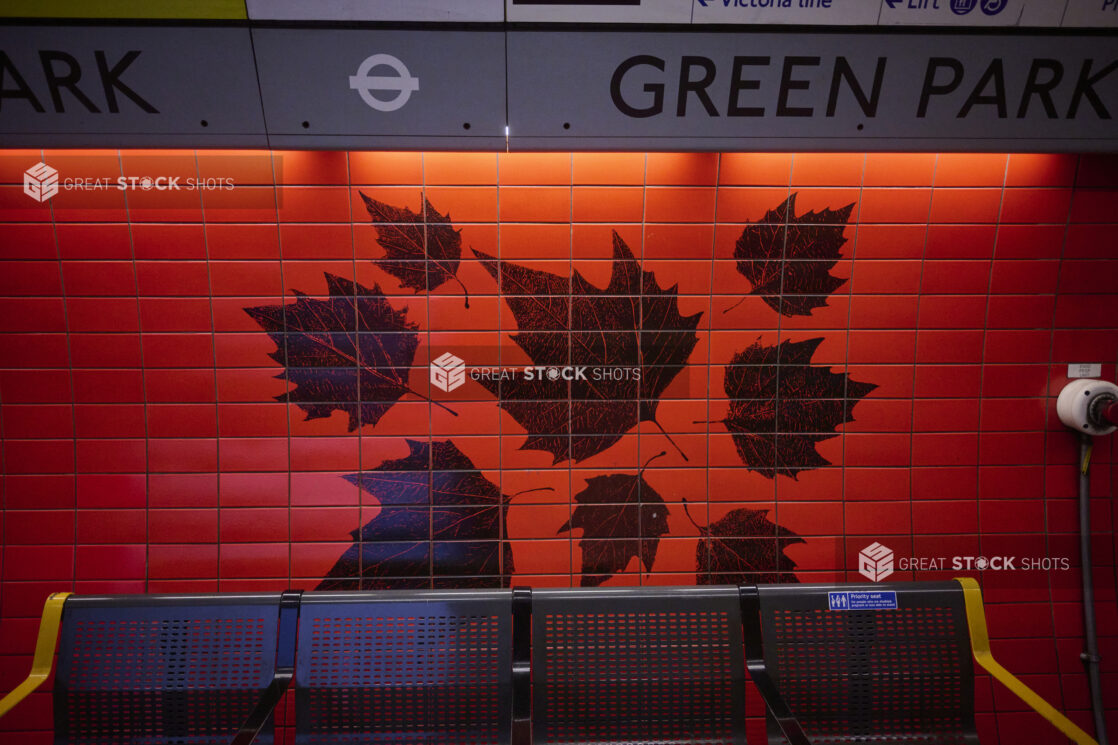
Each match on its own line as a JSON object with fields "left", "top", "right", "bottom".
{"left": 473, "top": 231, "right": 702, "bottom": 464}
{"left": 319, "top": 439, "right": 524, "bottom": 590}
{"left": 361, "top": 192, "right": 470, "bottom": 307}
{"left": 729, "top": 193, "right": 854, "bottom": 317}
{"left": 720, "top": 337, "right": 876, "bottom": 478}
{"left": 244, "top": 272, "right": 436, "bottom": 432}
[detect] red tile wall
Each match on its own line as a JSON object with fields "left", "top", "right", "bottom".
{"left": 0, "top": 149, "right": 1116, "bottom": 744}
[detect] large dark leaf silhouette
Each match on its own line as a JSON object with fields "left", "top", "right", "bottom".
{"left": 558, "top": 452, "right": 670, "bottom": 586}
{"left": 685, "top": 500, "right": 802, "bottom": 584}
{"left": 729, "top": 193, "right": 853, "bottom": 317}
{"left": 360, "top": 192, "right": 469, "bottom": 307}
{"left": 319, "top": 439, "right": 535, "bottom": 590}
{"left": 720, "top": 337, "right": 876, "bottom": 479}
{"left": 473, "top": 231, "right": 702, "bottom": 464}
{"left": 244, "top": 272, "right": 447, "bottom": 432}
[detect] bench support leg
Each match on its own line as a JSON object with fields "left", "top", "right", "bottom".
{"left": 231, "top": 590, "right": 302, "bottom": 745}
{"left": 738, "top": 586, "right": 812, "bottom": 745}
{"left": 511, "top": 586, "right": 532, "bottom": 745}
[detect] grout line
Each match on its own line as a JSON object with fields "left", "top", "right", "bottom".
{"left": 907, "top": 155, "right": 937, "bottom": 579}
{"left": 268, "top": 152, "right": 289, "bottom": 594}
{"left": 972, "top": 154, "right": 1010, "bottom": 739}
{"left": 905, "top": 154, "right": 937, "bottom": 581}
{"left": 111, "top": 150, "right": 143, "bottom": 593}
{"left": 567, "top": 152, "right": 574, "bottom": 588}
{"left": 638, "top": 152, "right": 646, "bottom": 586}
{"left": 705, "top": 153, "right": 720, "bottom": 584}
{"left": 774, "top": 156, "right": 791, "bottom": 568}
{"left": 341, "top": 150, "right": 357, "bottom": 592}
{"left": 1042, "top": 152, "right": 1080, "bottom": 715}
{"left": 841, "top": 152, "right": 867, "bottom": 582}
{"left": 421, "top": 154, "right": 433, "bottom": 589}
{"left": 195, "top": 150, "right": 221, "bottom": 593}
{"left": 22, "top": 146, "right": 73, "bottom": 603}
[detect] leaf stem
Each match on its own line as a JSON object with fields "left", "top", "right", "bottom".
{"left": 722, "top": 296, "right": 747, "bottom": 315}
{"left": 391, "top": 379, "right": 457, "bottom": 416}
{"left": 651, "top": 419, "right": 689, "bottom": 462}
{"left": 639, "top": 450, "right": 668, "bottom": 476}
{"left": 681, "top": 497, "right": 704, "bottom": 532}
{"left": 454, "top": 274, "right": 470, "bottom": 309}
{"left": 511, "top": 486, "right": 556, "bottom": 498}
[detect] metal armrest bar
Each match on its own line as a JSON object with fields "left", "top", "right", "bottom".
{"left": 738, "top": 586, "right": 811, "bottom": 745}
{"left": 231, "top": 590, "right": 303, "bottom": 745}
{"left": 0, "top": 592, "right": 71, "bottom": 719}
{"left": 511, "top": 586, "right": 532, "bottom": 745}
{"left": 956, "top": 577, "right": 1098, "bottom": 745}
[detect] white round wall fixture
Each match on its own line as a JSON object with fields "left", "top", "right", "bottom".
{"left": 1057, "top": 378, "right": 1118, "bottom": 436}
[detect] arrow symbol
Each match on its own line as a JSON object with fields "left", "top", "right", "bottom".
{"left": 883, "top": 0, "right": 902, "bottom": 6}
{"left": 696, "top": 0, "right": 709, "bottom": 6}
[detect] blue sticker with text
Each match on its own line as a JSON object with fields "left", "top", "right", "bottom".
{"left": 828, "top": 591, "right": 898, "bottom": 611}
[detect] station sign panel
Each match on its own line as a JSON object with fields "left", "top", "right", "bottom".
{"left": 247, "top": 0, "right": 504, "bottom": 22}
{"left": 0, "top": 25, "right": 266, "bottom": 146}
{"left": 507, "top": 30, "right": 1118, "bottom": 150}
{"left": 1062, "top": 0, "right": 1118, "bottom": 27}
{"left": 692, "top": 0, "right": 881, "bottom": 26}
{"left": 252, "top": 29, "right": 506, "bottom": 148}
{"left": 877, "top": 0, "right": 1068, "bottom": 27}
{"left": 507, "top": 0, "right": 693, "bottom": 23}
{"left": 506, "top": 0, "right": 1118, "bottom": 27}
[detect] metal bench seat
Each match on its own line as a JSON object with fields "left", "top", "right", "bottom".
{"left": 294, "top": 589, "right": 514, "bottom": 745}
{"left": 746, "top": 582, "right": 976, "bottom": 745}
{"left": 54, "top": 593, "right": 290, "bottom": 745}
{"left": 741, "top": 580, "right": 1098, "bottom": 745}
{"left": 530, "top": 586, "right": 747, "bottom": 745}
{"left": 0, "top": 581, "right": 1100, "bottom": 745}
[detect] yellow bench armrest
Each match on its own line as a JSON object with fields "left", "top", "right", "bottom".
{"left": 0, "top": 592, "right": 70, "bottom": 719}
{"left": 956, "top": 577, "right": 1097, "bottom": 745}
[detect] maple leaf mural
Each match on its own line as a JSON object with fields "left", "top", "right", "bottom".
{"left": 232, "top": 180, "right": 877, "bottom": 592}
{"left": 559, "top": 451, "right": 670, "bottom": 586}
{"left": 319, "top": 439, "right": 545, "bottom": 590}
{"left": 684, "top": 500, "right": 802, "bottom": 584}
{"left": 244, "top": 272, "right": 450, "bottom": 432}
{"left": 719, "top": 337, "right": 876, "bottom": 479}
{"left": 360, "top": 192, "right": 470, "bottom": 307}
{"left": 473, "top": 231, "right": 702, "bottom": 464}
{"left": 728, "top": 193, "right": 854, "bottom": 317}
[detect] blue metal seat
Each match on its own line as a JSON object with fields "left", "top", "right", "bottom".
{"left": 53, "top": 593, "right": 291, "bottom": 745}
{"left": 744, "top": 582, "right": 978, "bottom": 745}
{"left": 294, "top": 589, "right": 514, "bottom": 745}
{"left": 530, "top": 585, "right": 747, "bottom": 745}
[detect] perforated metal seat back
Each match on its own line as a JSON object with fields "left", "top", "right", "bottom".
{"left": 532, "top": 586, "right": 746, "bottom": 745}
{"left": 758, "top": 582, "right": 978, "bottom": 745}
{"left": 294, "top": 590, "right": 513, "bottom": 745}
{"left": 54, "top": 594, "right": 282, "bottom": 745}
